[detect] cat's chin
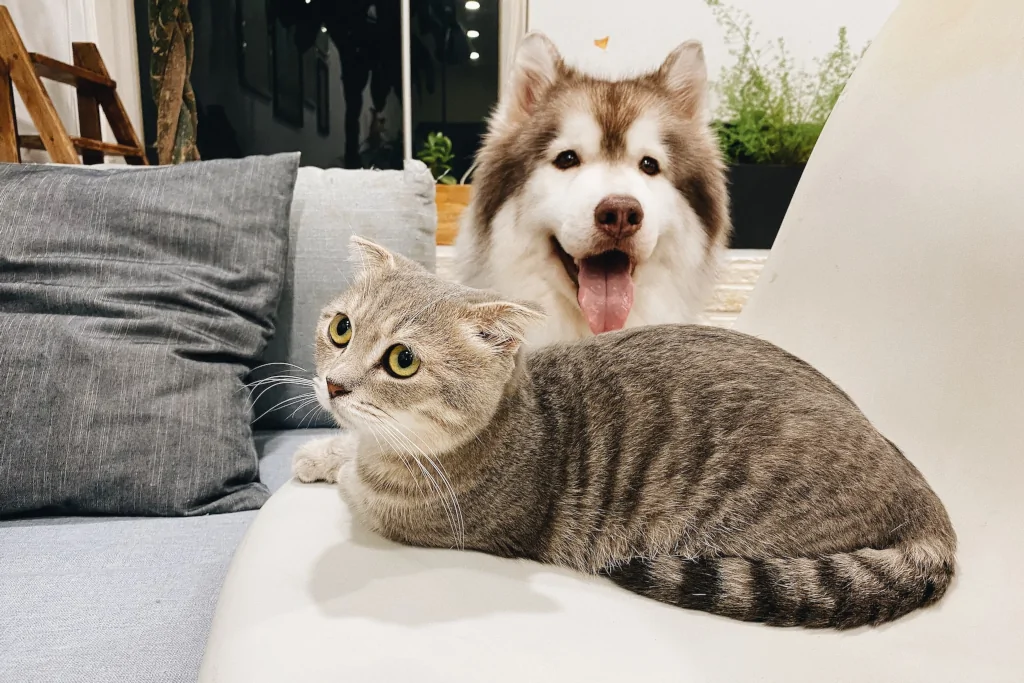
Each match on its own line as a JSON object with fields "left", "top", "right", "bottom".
{"left": 326, "top": 407, "right": 357, "bottom": 429}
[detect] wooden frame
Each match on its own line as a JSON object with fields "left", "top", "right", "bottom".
{"left": 0, "top": 54, "right": 20, "bottom": 162}
{"left": 0, "top": 6, "right": 146, "bottom": 164}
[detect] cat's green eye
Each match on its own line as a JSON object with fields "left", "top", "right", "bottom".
{"left": 384, "top": 344, "right": 420, "bottom": 378}
{"left": 328, "top": 313, "right": 352, "bottom": 347}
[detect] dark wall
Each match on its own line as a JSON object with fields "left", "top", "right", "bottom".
{"left": 134, "top": 0, "right": 404, "bottom": 168}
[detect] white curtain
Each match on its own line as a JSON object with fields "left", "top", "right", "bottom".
{"left": 498, "top": 0, "right": 529, "bottom": 99}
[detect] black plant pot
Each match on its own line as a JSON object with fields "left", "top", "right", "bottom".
{"left": 726, "top": 164, "right": 805, "bottom": 249}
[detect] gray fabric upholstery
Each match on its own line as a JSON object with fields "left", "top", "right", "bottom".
{"left": 0, "top": 157, "right": 432, "bottom": 681}
{"left": 254, "top": 429, "right": 335, "bottom": 492}
{"left": 251, "top": 162, "right": 436, "bottom": 429}
{"left": 0, "top": 429, "right": 335, "bottom": 683}
{"left": 0, "top": 155, "right": 299, "bottom": 516}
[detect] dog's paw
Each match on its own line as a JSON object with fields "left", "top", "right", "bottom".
{"left": 292, "top": 436, "right": 349, "bottom": 484}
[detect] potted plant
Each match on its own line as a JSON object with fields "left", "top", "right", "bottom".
{"left": 707, "top": 0, "right": 864, "bottom": 248}
{"left": 417, "top": 131, "right": 470, "bottom": 245}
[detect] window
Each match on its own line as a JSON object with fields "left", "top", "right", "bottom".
{"left": 135, "top": 0, "right": 519, "bottom": 174}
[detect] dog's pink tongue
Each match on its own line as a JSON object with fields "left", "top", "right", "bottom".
{"left": 577, "top": 254, "right": 634, "bottom": 335}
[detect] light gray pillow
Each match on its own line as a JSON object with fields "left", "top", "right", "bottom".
{"left": 0, "top": 154, "right": 299, "bottom": 516}
{"left": 251, "top": 162, "right": 437, "bottom": 429}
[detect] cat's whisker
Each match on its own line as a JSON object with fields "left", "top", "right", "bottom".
{"left": 419, "top": 454, "right": 465, "bottom": 549}
{"left": 298, "top": 403, "right": 328, "bottom": 429}
{"left": 373, "top": 420, "right": 454, "bottom": 524}
{"left": 385, "top": 421, "right": 465, "bottom": 548}
{"left": 284, "top": 397, "right": 321, "bottom": 422}
{"left": 394, "top": 420, "right": 466, "bottom": 542}
{"left": 248, "top": 379, "right": 316, "bottom": 404}
{"left": 421, "top": 454, "right": 465, "bottom": 549}
{"left": 243, "top": 365, "right": 314, "bottom": 394}
{"left": 360, "top": 420, "right": 393, "bottom": 460}
{"left": 379, "top": 433, "right": 458, "bottom": 539}
{"left": 373, "top": 418, "right": 460, "bottom": 545}
{"left": 243, "top": 376, "right": 314, "bottom": 389}
{"left": 363, "top": 422, "right": 389, "bottom": 458}
{"left": 242, "top": 379, "right": 316, "bottom": 402}
{"left": 248, "top": 362, "right": 311, "bottom": 374}
{"left": 240, "top": 373, "right": 316, "bottom": 407}
{"left": 250, "top": 393, "right": 317, "bottom": 423}
{"left": 242, "top": 375, "right": 315, "bottom": 391}
{"left": 365, "top": 421, "right": 423, "bottom": 495}
{"left": 370, "top": 428, "right": 411, "bottom": 483}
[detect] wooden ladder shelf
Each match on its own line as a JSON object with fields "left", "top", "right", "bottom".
{"left": 0, "top": 5, "right": 147, "bottom": 164}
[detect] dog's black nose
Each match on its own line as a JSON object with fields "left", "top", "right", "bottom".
{"left": 325, "top": 380, "right": 349, "bottom": 399}
{"left": 594, "top": 195, "right": 644, "bottom": 239}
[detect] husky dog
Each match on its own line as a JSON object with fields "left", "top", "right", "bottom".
{"left": 456, "top": 33, "right": 730, "bottom": 346}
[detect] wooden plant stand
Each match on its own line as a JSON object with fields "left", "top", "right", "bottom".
{"left": 435, "top": 184, "right": 471, "bottom": 246}
{"left": 0, "top": 5, "right": 147, "bottom": 164}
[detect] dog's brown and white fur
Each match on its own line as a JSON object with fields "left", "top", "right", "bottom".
{"left": 456, "top": 33, "right": 730, "bottom": 346}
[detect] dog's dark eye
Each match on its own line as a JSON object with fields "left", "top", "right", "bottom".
{"left": 554, "top": 150, "right": 581, "bottom": 170}
{"left": 639, "top": 156, "right": 660, "bottom": 176}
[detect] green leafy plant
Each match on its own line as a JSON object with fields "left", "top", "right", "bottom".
{"left": 416, "top": 132, "right": 458, "bottom": 185}
{"left": 707, "top": 0, "right": 864, "bottom": 165}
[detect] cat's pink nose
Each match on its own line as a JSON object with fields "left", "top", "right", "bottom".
{"left": 326, "top": 380, "right": 349, "bottom": 399}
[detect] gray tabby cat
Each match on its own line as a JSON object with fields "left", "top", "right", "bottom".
{"left": 293, "top": 236, "right": 956, "bottom": 629}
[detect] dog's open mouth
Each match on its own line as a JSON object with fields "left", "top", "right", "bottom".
{"left": 552, "top": 237, "right": 636, "bottom": 336}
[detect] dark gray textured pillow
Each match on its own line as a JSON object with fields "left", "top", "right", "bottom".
{"left": 0, "top": 154, "right": 299, "bottom": 516}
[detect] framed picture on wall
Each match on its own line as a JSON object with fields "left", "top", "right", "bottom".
{"left": 303, "top": 48, "right": 317, "bottom": 109}
{"left": 272, "top": 19, "right": 303, "bottom": 128}
{"left": 305, "top": 30, "right": 329, "bottom": 110}
{"left": 237, "top": 0, "right": 271, "bottom": 98}
{"left": 316, "top": 57, "right": 330, "bottom": 137}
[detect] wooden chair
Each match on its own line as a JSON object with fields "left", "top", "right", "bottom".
{"left": 0, "top": 5, "right": 147, "bottom": 164}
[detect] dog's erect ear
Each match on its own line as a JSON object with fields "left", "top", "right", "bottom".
{"left": 659, "top": 40, "right": 708, "bottom": 119}
{"left": 494, "top": 32, "right": 562, "bottom": 131}
{"left": 349, "top": 235, "right": 396, "bottom": 275}
{"left": 468, "top": 299, "right": 547, "bottom": 354}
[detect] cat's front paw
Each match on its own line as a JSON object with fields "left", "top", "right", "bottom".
{"left": 292, "top": 435, "right": 351, "bottom": 484}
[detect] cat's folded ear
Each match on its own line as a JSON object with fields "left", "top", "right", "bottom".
{"left": 468, "top": 299, "right": 546, "bottom": 353}
{"left": 349, "top": 235, "right": 427, "bottom": 277}
{"left": 349, "top": 236, "right": 396, "bottom": 274}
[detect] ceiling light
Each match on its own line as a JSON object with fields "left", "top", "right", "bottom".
{"left": 320, "top": 26, "right": 327, "bottom": 33}
{"left": 467, "top": 29, "right": 480, "bottom": 38}
{"left": 465, "top": 1, "right": 480, "bottom": 10}
{"left": 304, "top": 0, "right": 311, "bottom": 4}
{"left": 470, "top": 51, "right": 480, "bottom": 60}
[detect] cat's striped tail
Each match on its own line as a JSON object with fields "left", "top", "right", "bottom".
{"left": 603, "top": 540, "right": 955, "bottom": 629}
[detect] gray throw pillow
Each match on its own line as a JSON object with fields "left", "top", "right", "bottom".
{"left": 0, "top": 154, "right": 299, "bottom": 516}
